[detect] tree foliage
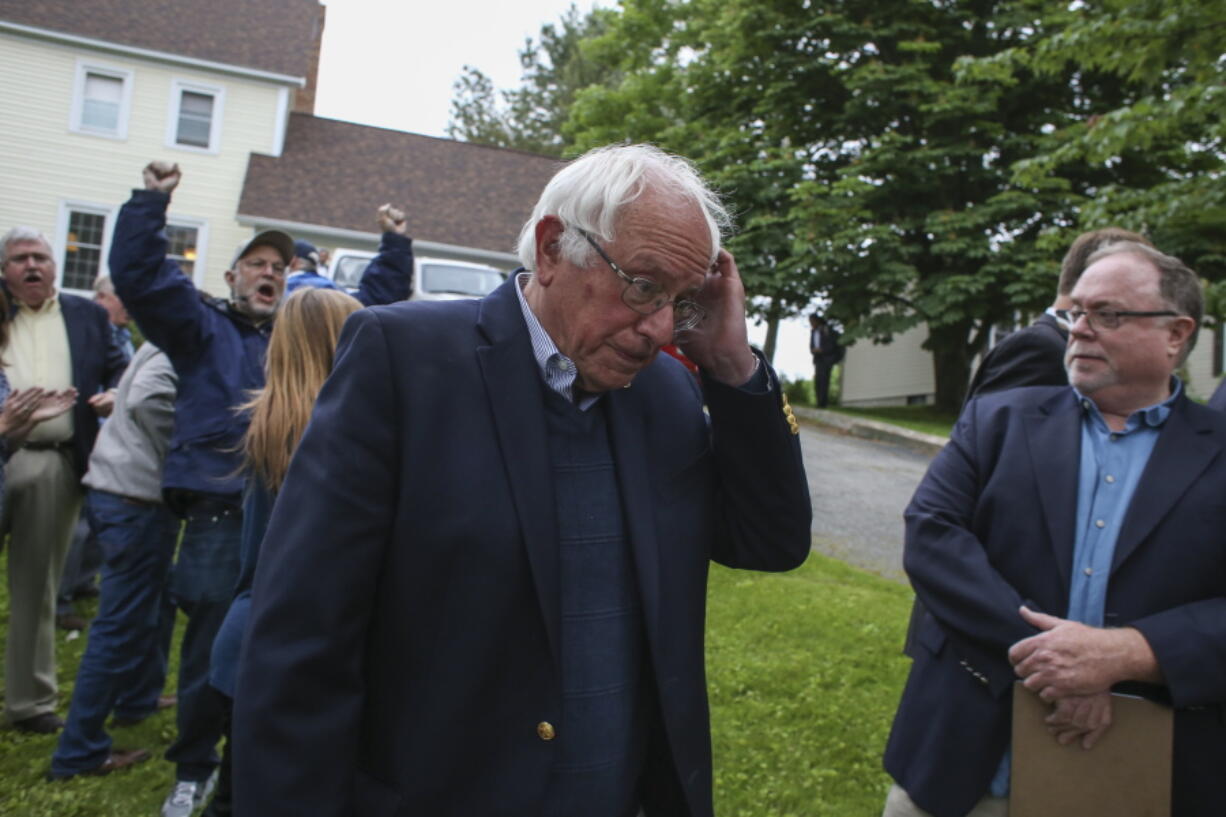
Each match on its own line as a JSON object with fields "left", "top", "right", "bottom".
{"left": 958, "top": 0, "right": 1226, "bottom": 284}
{"left": 446, "top": 5, "right": 621, "bottom": 157}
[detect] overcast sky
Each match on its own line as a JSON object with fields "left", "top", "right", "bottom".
{"left": 312, "top": 0, "right": 814, "bottom": 379}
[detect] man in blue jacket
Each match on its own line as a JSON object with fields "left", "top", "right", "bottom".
{"left": 108, "top": 160, "right": 413, "bottom": 817}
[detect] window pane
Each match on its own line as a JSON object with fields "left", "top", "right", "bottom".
{"left": 85, "top": 73, "right": 122, "bottom": 103}
{"left": 63, "top": 211, "right": 106, "bottom": 291}
{"left": 176, "top": 91, "right": 214, "bottom": 147}
{"left": 81, "top": 73, "right": 122, "bottom": 132}
{"left": 166, "top": 224, "right": 199, "bottom": 278}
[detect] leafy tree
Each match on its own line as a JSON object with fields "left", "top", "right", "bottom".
{"left": 446, "top": 5, "right": 621, "bottom": 157}
{"left": 958, "top": 0, "right": 1226, "bottom": 281}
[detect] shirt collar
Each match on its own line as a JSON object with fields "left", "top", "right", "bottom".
{"left": 513, "top": 271, "right": 596, "bottom": 407}
{"left": 1073, "top": 377, "right": 1182, "bottom": 433}
{"left": 17, "top": 292, "right": 61, "bottom": 316}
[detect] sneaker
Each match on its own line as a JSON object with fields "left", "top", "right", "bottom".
{"left": 161, "top": 770, "right": 217, "bottom": 817}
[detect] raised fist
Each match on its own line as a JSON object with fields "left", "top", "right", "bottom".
{"left": 142, "top": 161, "right": 182, "bottom": 194}
{"left": 376, "top": 204, "right": 408, "bottom": 235}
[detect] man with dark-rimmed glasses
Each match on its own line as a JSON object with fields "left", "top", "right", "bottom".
{"left": 234, "top": 143, "right": 812, "bottom": 817}
{"left": 882, "top": 239, "right": 1226, "bottom": 817}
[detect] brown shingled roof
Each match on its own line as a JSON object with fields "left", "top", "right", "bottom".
{"left": 0, "top": 0, "right": 320, "bottom": 78}
{"left": 239, "top": 114, "right": 561, "bottom": 255}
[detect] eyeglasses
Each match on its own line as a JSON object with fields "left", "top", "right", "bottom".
{"left": 1056, "top": 308, "right": 1180, "bottom": 331}
{"left": 578, "top": 229, "right": 706, "bottom": 332}
{"left": 240, "top": 257, "right": 287, "bottom": 275}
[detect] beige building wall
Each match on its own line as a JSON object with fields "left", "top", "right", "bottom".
{"left": 840, "top": 320, "right": 1220, "bottom": 408}
{"left": 0, "top": 30, "right": 294, "bottom": 296}
{"left": 841, "top": 324, "right": 936, "bottom": 407}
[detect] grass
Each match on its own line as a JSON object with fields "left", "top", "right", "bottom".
{"left": 829, "top": 405, "right": 957, "bottom": 438}
{"left": 1, "top": 550, "right": 913, "bottom": 816}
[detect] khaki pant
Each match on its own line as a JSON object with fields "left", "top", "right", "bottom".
{"left": 883, "top": 783, "right": 1008, "bottom": 817}
{"left": 1, "top": 448, "right": 82, "bottom": 722}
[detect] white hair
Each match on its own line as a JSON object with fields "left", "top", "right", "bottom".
{"left": 515, "top": 143, "right": 732, "bottom": 270}
{"left": 93, "top": 273, "right": 115, "bottom": 296}
{"left": 0, "top": 226, "right": 54, "bottom": 265}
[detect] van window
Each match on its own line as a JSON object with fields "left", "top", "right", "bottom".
{"left": 421, "top": 263, "right": 504, "bottom": 297}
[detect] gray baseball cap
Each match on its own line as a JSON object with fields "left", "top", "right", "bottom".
{"left": 229, "top": 229, "right": 294, "bottom": 270}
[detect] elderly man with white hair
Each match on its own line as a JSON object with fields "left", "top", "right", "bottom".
{"left": 232, "top": 143, "right": 813, "bottom": 817}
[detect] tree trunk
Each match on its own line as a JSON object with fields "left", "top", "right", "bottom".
{"left": 761, "top": 296, "right": 782, "bottom": 364}
{"left": 926, "top": 321, "right": 973, "bottom": 413}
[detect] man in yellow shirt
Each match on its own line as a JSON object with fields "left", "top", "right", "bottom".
{"left": 0, "top": 227, "right": 126, "bottom": 733}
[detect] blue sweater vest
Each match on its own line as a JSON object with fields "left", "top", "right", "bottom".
{"left": 540, "top": 387, "right": 648, "bottom": 817}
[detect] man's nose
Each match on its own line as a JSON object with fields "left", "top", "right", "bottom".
{"left": 1068, "top": 311, "right": 1095, "bottom": 337}
{"left": 636, "top": 304, "right": 675, "bottom": 347}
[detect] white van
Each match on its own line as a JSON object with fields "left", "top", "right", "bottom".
{"left": 328, "top": 249, "right": 506, "bottom": 301}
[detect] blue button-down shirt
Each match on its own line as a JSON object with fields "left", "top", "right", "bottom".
{"left": 991, "top": 380, "right": 1181, "bottom": 797}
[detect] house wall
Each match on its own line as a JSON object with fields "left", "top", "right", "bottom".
{"left": 841, "top": 321, "right": 1220, "bottom": 407}
{"left": 0, "top": 30, "right": 293, "bottom": 296}
{"left": 841, "top": 324, "right": 936, "bottom": 407}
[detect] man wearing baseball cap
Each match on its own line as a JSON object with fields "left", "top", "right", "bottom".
{"left": 108, "top": 160, "right": 413, "bottom": 817}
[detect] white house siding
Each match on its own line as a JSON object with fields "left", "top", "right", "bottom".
{"left": 839, "top": 321, "right": 1219, "bottom": 407}
{"left": 0, "top": 30, "right": 293, "bottom": 296}
{"left": 1183, "top": 326, "right": 1216, "bottom": 400}
{"left": 841, "top": 324, "right": 936, "bottom": 407}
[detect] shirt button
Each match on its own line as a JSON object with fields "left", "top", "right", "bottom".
{"left": 537, "top": 721, "right": 556, "bottom": 741}
{"left": 1095, "top": 519, "right": 1106, "bottom": 528}
{"left": 1109, "top": 433, "right": 1119, "bottom": 441}
{"left": 1105, "top": 475, "right": 1116, "bottom": 484}
{"left": 1082, "top": 400, "right": 1092, "bottom": 410}
{"left": 557, "top": 359, "right": 571, "bottom": 372}
{"left": 1084, "top": 567, "right": 1094, "bottom": 576}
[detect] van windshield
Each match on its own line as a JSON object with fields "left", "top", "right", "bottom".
{"left": 421, "top": 263, "right": 504, "bottom": 297}
{"left": 333, "top": 256, "right": 369, "bottom": 290}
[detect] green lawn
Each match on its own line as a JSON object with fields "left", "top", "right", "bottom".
{"left": 1, "top": 550, "right": 912, "bottom": 816}
{"left": 829, "top": 405, "right": 957, "bottom": 438}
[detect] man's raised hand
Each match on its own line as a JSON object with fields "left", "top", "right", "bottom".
{"left": 143, "top": 161, "right": 182, "bottom": 194}
{"left": 376, "top": 204, "right": 408, "bottom": 235}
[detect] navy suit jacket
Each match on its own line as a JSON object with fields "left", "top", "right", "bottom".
{"left": 885, "top": 386, "right": 1226, "bottom": 817}
{"left": 6, "top": 292, "right": 127, "bottom": 477}
{"left": 232, "top": 279, "right": 812, "bottom": 817}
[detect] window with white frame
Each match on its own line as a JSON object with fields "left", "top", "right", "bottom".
{"left": 71, "top": 62, "right": 132, "bottom": 138}
{"left": 166, "top": 223, "right": 201, "bottom": 277}
{"left": 168, "top": 80, "right": 224, "bottom": 151}
{"left": 61, "top": 208, "right": 109, "bottom": 291}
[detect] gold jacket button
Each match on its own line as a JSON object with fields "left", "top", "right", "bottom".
{"left": 537, "top": 721, "right": 556, "bottom": 741}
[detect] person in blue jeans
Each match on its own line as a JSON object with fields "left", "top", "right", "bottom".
{"left": 48, "top": 342, "right": 179, "bottom": 780}
{"left": 109, "top": 160, "right": 414, "bottom": 817}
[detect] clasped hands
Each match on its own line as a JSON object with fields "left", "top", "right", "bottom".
{"left": 1007, "top": 606, "right": 1158, "bottom": 750}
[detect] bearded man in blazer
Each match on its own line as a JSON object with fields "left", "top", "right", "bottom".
{"left": 884, "top": 241, "right": 1226, "bottom": 817}
{"left": 232, "top": 144, "right": 812, "bottom": 817}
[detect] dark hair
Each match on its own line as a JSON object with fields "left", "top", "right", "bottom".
{"left": 1084, "top": 240, "right": 1203, "bottom": 365}
{"left": 1058, "top": 227, "right": 1152, "bottom": 296}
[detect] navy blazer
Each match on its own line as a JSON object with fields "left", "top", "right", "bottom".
{"left": 6, "top": 292, "right": 127, "bottom": 477}
{"left": 232, "top": 279, "right": 812, "bottom": 817}
{"left": 885, "top": 386, "right": 1226, "bottom": 817}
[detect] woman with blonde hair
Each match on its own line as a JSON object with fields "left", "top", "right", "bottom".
{"left": 202, "top": 287, "right": 361, "bottom": 817}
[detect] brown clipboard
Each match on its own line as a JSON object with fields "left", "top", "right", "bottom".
{"left": 1010, "top": 683, "right": 1173, "bottom": 817}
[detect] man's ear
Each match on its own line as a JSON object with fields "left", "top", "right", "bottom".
{"left": 223, "top": 269, "right": 236, "bottom": 289}
{"left": 1168, "top": 316, "right": 1197, "bottom": 358}
{"left": 533, "top": 216, "right": 565, "bottom": 286}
